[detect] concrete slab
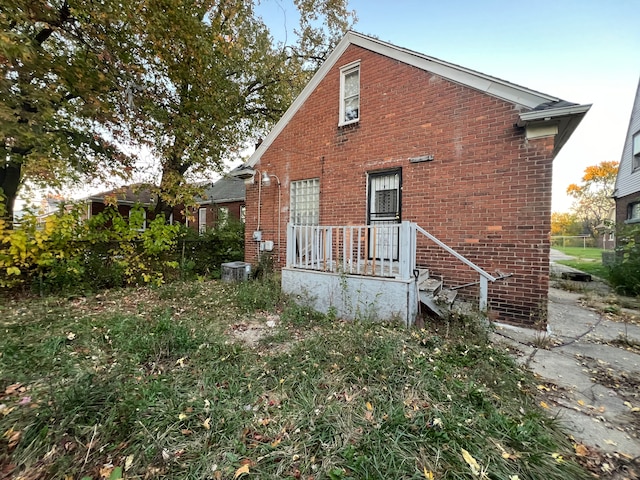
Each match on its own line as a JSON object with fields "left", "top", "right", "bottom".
{"left": 492, "top": 284, "right": 640, "bottom": 458}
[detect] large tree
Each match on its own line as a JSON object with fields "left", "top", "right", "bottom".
{"left": 129, "top": 0, "right": 356, "bottom": 217}
{"left": 1, "top": 0, "right": 356, "bottom": 221}
{"left": 0, "top": 0, "right": 140, "bottom": 221}
{"left": 566, "top": 160, "right": 619, "bottom": 238}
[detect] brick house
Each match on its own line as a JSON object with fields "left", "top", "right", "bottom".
{"left": 236, "top": 32, "right": 590, "bottom": 328}
{"left": 84, "top": 176, "right": 245, "bottom": 233}
{"left": 188, "top": 176, "right": 246, "bottom": 234}
{"left": 614, "top": 77, "right": 640, "bottom": 229}
{"left": 84, "top": 184, "right": 185, "bottom": 229}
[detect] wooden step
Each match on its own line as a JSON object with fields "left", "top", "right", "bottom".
{"left": 418, "top": 287, "right": 458, "bottom": 318}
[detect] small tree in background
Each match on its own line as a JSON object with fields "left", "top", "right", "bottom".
{"left": 566, "top": 160, "right": 618, "bottom": 239}
{"left": 550, "top": 212, "right": 583, "bottom": 236}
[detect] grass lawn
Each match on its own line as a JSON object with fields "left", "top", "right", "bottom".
{"left": 553, "top": 246, "right": 604, "bottom": 261}
{"left": 553, "top": 246, "right": 611, "bottom": 279}
{"left": 0, "top": 279, "right": 590, "bottom": 479}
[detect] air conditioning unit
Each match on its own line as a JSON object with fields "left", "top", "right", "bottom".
{"left": 221, "top": 261, "right": 251, "bottom": 283}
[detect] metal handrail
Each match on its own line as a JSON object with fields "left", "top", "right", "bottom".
{"left": 414, "top": 225, "right": 497, "bottom": 282}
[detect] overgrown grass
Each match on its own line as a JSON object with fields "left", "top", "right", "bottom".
{"left": 0, "top": 279, "right": 591, "bottom": 479}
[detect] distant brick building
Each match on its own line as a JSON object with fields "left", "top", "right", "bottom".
{"left": 237, "top": 32, "right": 589, "bottom": 327}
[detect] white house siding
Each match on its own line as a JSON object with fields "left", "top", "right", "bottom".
{"left": 615, "top": 78, "right": 640, "bottom": 199}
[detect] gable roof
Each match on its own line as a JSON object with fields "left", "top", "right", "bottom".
{"left": 242, "top": 30, "right": 590, "bottom": 169}
{"left": 198, "top": 175, "right": 246, "bottom": 204}
{"left": 614, "top": 76, "right": 640, "bottom": 199}
{"left": 86, "top": 184, "right": 155, "bottom": 206}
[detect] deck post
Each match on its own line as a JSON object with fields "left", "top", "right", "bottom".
{"left": 286, "top": 223, "right": 295, "bottom": 267}
{"left": 399, "top": 221, "right": 412, "bottom": 280}
{"left": 479, "top": 276, "right": 488, "bottom": 312}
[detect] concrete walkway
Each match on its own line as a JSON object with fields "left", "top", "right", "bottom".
{"left": 491, "top": 254, "right": 640, "bottom": 460}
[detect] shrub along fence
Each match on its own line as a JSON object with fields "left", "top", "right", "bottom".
{"left": 0, "top": 201, "right": 244, "bottom": 294}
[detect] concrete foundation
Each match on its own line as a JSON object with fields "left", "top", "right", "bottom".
{"left": 281, "top": 268, "right": 418, "bottom": 326}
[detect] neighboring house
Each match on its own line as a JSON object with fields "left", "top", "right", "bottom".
{"left": 235, "top": 31, "right": 590, "bottom": 328}
{"left": 188, "top": 176, "right": 246, "bottom": 234}
{"left": 614, "top": 77, "right": 640, "bottom": 230}
{"left": 83, "top": 184, "right": 184, "bottom": 230}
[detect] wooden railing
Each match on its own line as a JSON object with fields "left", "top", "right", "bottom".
{"left": 285, "top": 221, "right": 497, "bottom": 310}
{"left": 286, "top": 222, "right": 414, "bottom": 279}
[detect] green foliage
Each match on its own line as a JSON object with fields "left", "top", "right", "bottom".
{"left": 607, "top": 224, "right": 640, "bottom": 296}
{"left": 178, "top": 219, "right": 245, "bottom": 279}
{"left": 234, "top": 274, "right": 282, "bottom": 312}
{"left": 1, "top": 0, "right": 355, "bottom": 221}
{"left": 0, "top": 0, "right": 138, "bottom": 219}
{"left": 0, "top": 201, "right": 182, "bottom": 293}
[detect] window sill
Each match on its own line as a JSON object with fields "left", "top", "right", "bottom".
{"left": 624, "top": 218, "right": 640, "bottom": 224}
{"left": 338, "top": 119, "right": 359, "bottom": 128}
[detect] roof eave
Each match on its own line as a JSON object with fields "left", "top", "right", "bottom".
{"left": 517, "top": 103, "right": 592, "bottom": 155}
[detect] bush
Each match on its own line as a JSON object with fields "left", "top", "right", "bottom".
{"left": 177, "top": 219, "right": 244, "bottom": 279}
{"left": 608, "top": 224, "right": 640, "bottom": 296}
{"left": 1, "top": 196, "right": 246, "bottom": 294}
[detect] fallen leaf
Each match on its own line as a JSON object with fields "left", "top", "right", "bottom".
{"left": 366, "top": 402, "right": 373, "bottom": 411}
{"left": 67, "top": 332, "right": 76, "bottom": 341}
{"left": 551, "top": 453, "right": 564, "bottom": 463}
{"left": 604, "top": 439, "right": 617, "bottom": 446}
{"left": 234, "top": 463, "right": 250, "bottom": 479}
{"left": 4, "top": 383, "right": 22, "bottom": 396}
{"left": 574, "top": 444, "right": 588, "bottom": 457}
{"left": 4, "top": 428, "right": 21, "bottom": 450}
{"left": 178, "top": 413, "right": 187, "bottom": 420}
{"left": 99, "top": 464, "right": 114, "bottom": 479}
{"left": 577, "top": 399, "right": 585, "bottom": 406}
{"left": 271, "top": 438, "right": 281, "bottom": 447}
{"left": 423, "top": 467, "right": 434, "bottom": 479}
{"left": 461, "top": 448, "right": 481, "bottom": 476}
{"left": 203, "top": 417, "right": 211, "bottom": 430}
{"left": 539, "top": 401, "right": 549, "bottom": 409}
{"left": 124, "top": 454, "right": 134, "bottom": 471}
{"left": 537, "top": 385, "right": 549, "bottom": 391}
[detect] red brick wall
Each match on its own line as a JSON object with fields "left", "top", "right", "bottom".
{"left": 186, "top": 201, "right": 245, "bottom": 232}
{"left": 245, "top": 45, "right": 556, "bottom": 327}
{"left": 616, "top": 192, "right": 640, "bottom": 228}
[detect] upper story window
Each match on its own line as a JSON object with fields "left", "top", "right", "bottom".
{"left": 633, "top": 132, "right": 640, "bottom": 171}
{"left": 339, "top": 62, "right": 360, "bottom": 126}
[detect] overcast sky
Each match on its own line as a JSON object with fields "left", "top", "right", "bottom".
{"left": 259, "top": 0, "right": 640, "bottom": 212}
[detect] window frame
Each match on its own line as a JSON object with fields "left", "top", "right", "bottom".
{"left": 628, "top": 201, "right": 640, "bottom": 223}
{"left": 198, "top": 207, "right": 207, "bottom": 234}
{"left": 217, "top": 206, "right": 229, "bottom": 228}
{"left": 128, "top": 208, "right": 146, "bottom": 231}
{"left": 339, "top": 61, "right": 360, "bottom": 126}
{"left": 633, "top": 131, "right": 640, "bottom": 172}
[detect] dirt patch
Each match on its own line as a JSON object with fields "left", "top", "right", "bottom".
{"left": 227, "top": 314, "right": 280, "bottom": 348}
